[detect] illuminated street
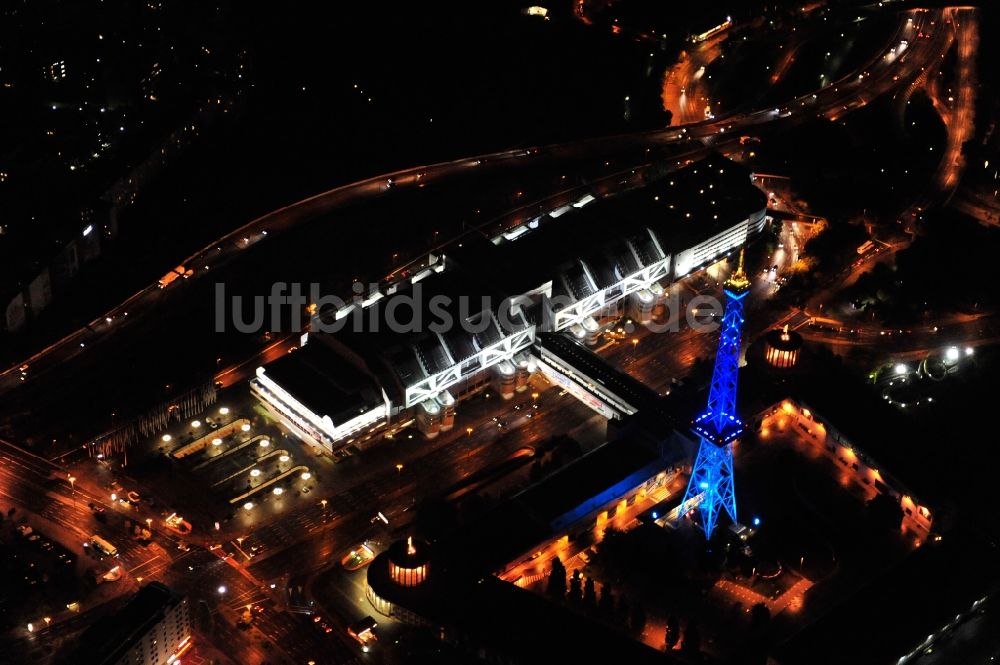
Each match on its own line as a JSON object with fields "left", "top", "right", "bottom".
{"left": 2, "top": 3, "right": 1000, "bottom": 665}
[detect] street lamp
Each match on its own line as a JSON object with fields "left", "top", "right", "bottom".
{"left": 217, "top": 585, "right": 227, "bottom": 595}
{"left": 68, "top": 476, "right": 76, "bottom": 506}
{"left": 466, "top": 427, "right": 473, "bottom": 437}
{"left": 320, "top": 499, "right": 328, "bottom": 510}
{"left": 396, "top": 463, "right": 404, "bottom": 476}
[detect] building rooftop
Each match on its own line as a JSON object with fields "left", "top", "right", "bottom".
{"left": 483, "top": 153, "right": 766, "bottom": 292}
{"left": 387, "top": 536, "right": 432, "bottom": 568}
{"left": 773, "top": 526, "right": 1000, "bottom": 665}
{"left": 315, "top": 257, "right": 531, "bottom": 400}
{"left": 65, "top": 582, "right": 183, "bottom": 665}
{"left": 295, "top": 154, "right": 764, "bottom": 403}
{"left": 765, "top": 325, "right": 803, "bottom": 352}
{"left": 260, "top": 340, "right": 384, "bottom": 427}
{"left": 739, "top": 348, "right": 943, "bottom": 508}
{"left": 412, "top": 433, "right": 673, "bottom": 582}
{"left": 515, "top": 423, "right": 663, "bottom": 529}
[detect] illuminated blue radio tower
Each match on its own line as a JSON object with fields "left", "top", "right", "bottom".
{"left": 679, "top": 249, "right": 751, "bottom": 539}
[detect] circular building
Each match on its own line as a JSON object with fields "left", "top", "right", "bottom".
{"left": 765, "top": 325, "right": 803, "bottom": 369}
{"left": 365, "top": 537, "right": 433, "bottom": 624}
{"left": 388, "top": 537, "right": 430, "bottom": 587}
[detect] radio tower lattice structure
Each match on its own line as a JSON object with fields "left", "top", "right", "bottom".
{"left": 679, "top": 249, "right": 751, "bottom": 539}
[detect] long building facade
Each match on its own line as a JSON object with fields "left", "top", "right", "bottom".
{"left": 66, "top": 582, "right": 191, "bottom": 665}
{"left": 252, "top": 154, "right": 768, "bottom": 454}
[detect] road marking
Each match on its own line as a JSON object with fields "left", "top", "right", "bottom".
{"left": 129, "top": 555, "right": 161, "bottom": 573}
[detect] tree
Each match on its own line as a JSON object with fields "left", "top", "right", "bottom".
{"left": 867, "top": 493, "right": 903, "bottom": 532}
{"left": 616, "top": 594, "right": 631, "bottom": 628}
{"left": 749, "top": 603, "right": 771, "bottom": 635}
{"left": 583, "top": 577, "right": 597, "bottom": 611}
{"left": 598, "top": 583, "right": 615, "bottom": 618}
{"left": 568, "top": 569, "right": 583, "bottom": 604}
{"left": 682, "top": 621, "right": 701, "bottom": 655}
{"left": 414, "top": 497, "right": 459, "bottom": 540}
{"left": 664, "top": 615, "right": 680, "bottom": 651}
{"left": 630, "top": 604, "right": 647, "bottom": 637}
{"left": 547, "top": 557, "right": 566, "bottom": 600}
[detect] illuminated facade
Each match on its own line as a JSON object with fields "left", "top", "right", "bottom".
{"left": 679, "top": 250, "right": 750, "bottom": 538}
{"left": 691, "top": 17, "right": 732, "bottom": 43}
{"left": 69, "top": 582, "right": 191, "bottom": 665}
{"left": 365, "top": 537, "right": 433, "bottom": 625}
{"left": 251, "top": 341, "right": 390, "bottom": 453}
{"left": 253, "top": 154, "right": 768, "bottom": 452}
{"left": 764, "top": 325, "right": 802, "bottom": 369}
{"left": 388, "top": 537, "right": 430, "bottom": 587}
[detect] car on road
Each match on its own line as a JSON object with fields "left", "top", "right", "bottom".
{"left": 348, "top": 616, "right": 378, "bottom": 652}
{"left": 177, "top": 541, "right": 191, "bottom": 552}
{"left": 341, "top": 544, "right": 375, "bottom": 571}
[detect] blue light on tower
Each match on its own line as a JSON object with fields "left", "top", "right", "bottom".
{"left": 679, "top": 249, "right": 751, "bottom": 539}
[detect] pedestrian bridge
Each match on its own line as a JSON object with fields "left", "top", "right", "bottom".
{"left": 533, "top": 333, "right": 665, "bottom": 421}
